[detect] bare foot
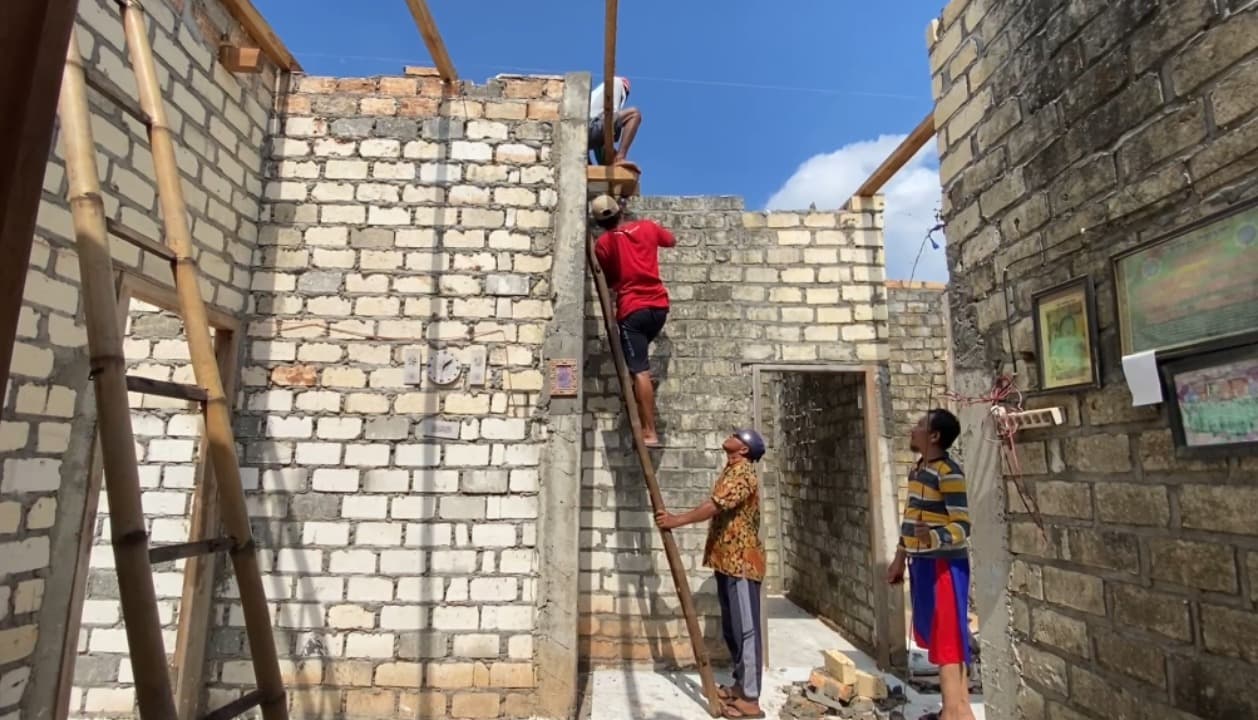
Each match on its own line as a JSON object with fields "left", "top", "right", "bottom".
{"left": 722, "top": 697, "right": 763, "bottom": 718}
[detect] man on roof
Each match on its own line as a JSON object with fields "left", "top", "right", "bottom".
{"left": 589, "top": 75, "right": 641, "bottom": 167}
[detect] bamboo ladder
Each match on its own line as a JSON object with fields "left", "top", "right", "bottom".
{"left": 56, "top": 4, "right": 286, "bottom": 719}
{"left": 586, "top": 211, "right": 722, "bottom": 717}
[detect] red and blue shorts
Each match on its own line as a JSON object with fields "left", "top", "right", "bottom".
{"left": 908, "top": 556, "right": 972, "bottom": 667}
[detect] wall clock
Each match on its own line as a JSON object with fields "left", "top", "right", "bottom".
{"left": 427, "top": 349, "right": 463, "bottom": 386}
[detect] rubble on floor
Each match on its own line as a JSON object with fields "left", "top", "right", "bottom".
{"left": 778, "top": 650, "right": 910, "bottom": 720}
{"left": 904, "top": 632, "right": 982, "bottom": 694}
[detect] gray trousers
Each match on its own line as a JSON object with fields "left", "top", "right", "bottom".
{"left": 716, "top": 572, "right": 763, "bottom": 699}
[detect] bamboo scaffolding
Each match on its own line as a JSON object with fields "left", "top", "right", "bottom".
{"left": 118, "top": 3, "right": 287, "bottom": 718}
{"left": 586, "top": 233, "right": 722, "bottom": 717}
{"left": 58, "top": 28, "right": 178, "bottom": 720}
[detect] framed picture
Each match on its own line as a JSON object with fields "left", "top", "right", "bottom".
{"left": 1032, "top": 277, "right": 1100, "bottom": 392}
{"left": 1113, "top": 198, "right": 1258, "bottom": 356}
{"left": 1160, "top": 342, "right": 1258, "bottom": 458}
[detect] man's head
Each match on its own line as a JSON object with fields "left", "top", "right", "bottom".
{"left": 724, "top": 428, "right": 766, "bottom": 463}
{"left": 591, "top": 194, "right": 622, "bottom": 230}
{"left": 910, "top": 408, "right": 961, "bottom": 455}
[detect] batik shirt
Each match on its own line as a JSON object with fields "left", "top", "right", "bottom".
{"left": 704, "top": 459, "right": 766, "bottom": 582}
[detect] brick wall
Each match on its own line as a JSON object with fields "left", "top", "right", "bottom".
{"left": 208, "top": 72, "right": 571, "bottom": 719}
{"left": 929, "top": 0, "right": 1258, "bottom": 718}
{"left": 777, "top": 372, "right": 874, "bottom": 650}
{"left": 885, "top": 281, "right": 951, "bottom": 496}
{"left": 1, "top": 0, "right": 276, "bottom": 716}
{"left": 579, "top": 195, "right": 893, "bottom": 666}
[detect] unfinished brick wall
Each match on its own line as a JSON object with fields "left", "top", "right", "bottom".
{"left": 885, "top": 281, "right": 951, "bottom": 496}
{"left": 580, "top": 196, "right": 893, "bottom": 666}
{"left": 210, "top": 72, "right": 570, "bottom": 719}
{"left": 777, "top": 372, "right": 874, "bottom": 650}
{"left": 2, "top": 0, "right": 277, "bottom": 716}
{"left": 930, "top": 0, "right": 1258, "bottom": 718}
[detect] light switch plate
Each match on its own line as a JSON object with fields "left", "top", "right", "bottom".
{"left": 467, "top": 346, "right": 488, "bottom": 386}
{"left": 403, "top": 348, "right": 422, "bottom": 385}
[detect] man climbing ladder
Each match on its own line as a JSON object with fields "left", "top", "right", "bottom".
{"left": 592, "top": 194, "right": 674, "bottom": 447}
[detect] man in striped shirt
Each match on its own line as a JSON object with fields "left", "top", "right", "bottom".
{"left": 886, "top": 408, "right": 975, "bottom": 720}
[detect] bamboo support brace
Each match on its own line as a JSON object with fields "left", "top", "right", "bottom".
{"left": 59, "top": 28, "right": 179, "bottom": 720}
{"left": 119, "top": 5, "right": 288, "bottom": 718}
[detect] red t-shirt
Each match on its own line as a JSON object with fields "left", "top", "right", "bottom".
{"left": 594, "top": 219, "right": 675, "bottom": 321}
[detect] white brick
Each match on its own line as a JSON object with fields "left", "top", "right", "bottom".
{"left": 466, "top": 120, "right": 509, "bottom": 139}
{"left": 394, "top": 444, "right": 441, "bottom": 468}
{"left": 328, "top": 604, "right": 374, "bottom": 629}
{"left": 313, "top": 138, "right": 355, "bottom": 156}
{"left": 356, "top": 183, "right": 400, "bottom": 203}
{"left": 274, "top": 549, "right": 323, "bottom": 572}
{"left": 480, "top": 418, "right": 527, "bottom": 440}
{"left": 481, "top": 605, "right": 533, "bottom": 631}
{"left": 509, "top": 469, "right": 538, "bottom": 492}
{"left": 317, "top": 417, "right": 362, "bottom": 440}
{"left": 347, "top": 576, "right": 393, "bottom": 601}
{"left": 368, "top": 206, "right": 412, "bottom": 226}
{"left": 345, "top": 444, "right": 391, "bottom": 466}
{"left": 311, "top": 182, "right": 355, "bottom": 201}
{"left": 414, "top": 470, "right": 460, "bottom": 493}
{"left": 487, "top": 496, "right": 538, "bottom": 520}
{"left": 359, "top": 139, "right": 401, "bottom": 157}
{"left": 277, "top": 603, "right": 325, "bottom": 629}
{"left": 372, "top": 162, "right": 416, "bottom": 180}
{"left": 430, "top": 550, "right": 477, "bottom": 573}
{"left": 325, "top": 160, "right": 369, "bottom": 179}
{"left": 346, "top": 633, "right": 395, "bottom": 658}
{"left": 1, "top": 458, "right": 60, "bottom": 493}
{"left": 141, "top": 491, "right": 187, "bottom": 515}
{"left": 262, "top": 468, "right": 308, "bottom": 492}
{"left": 266, "top": 416, "right": 313, "bottom": 438}
{"left": 470, "top": 578, "right": 517, "bottom": 602}
{"left": 397, "top": 577, "right": 444, "bottom": 602}
{"left": 451, "top": 141, "right": 492, "bottom": 161}
{"left": 302, "top": 522, "right": 350, "bottom": 545}
{"left": 321, "top": 205, "right": 367, "bottom": 225}
{"left": 342, "top": 496, "right": 388, "bottom": 519}
{"left": 500, "top": 549, "right": 535, "bottom": 574}
{"left": 364, "top": 469, "right": 410, "bottom": 492}
{"left": 295, "top": 442, "right": 342, "bottom": 465}
{"left": 355, "top": 523, "right": 403, "bottom": 546}
{"left": 391, "top": 496, "right": 436, "bottom": 520}
{"left": 444, "top": 444, "right": 490, "bottom": 466}
{"left": 427, "top": 606, "right": 477, "bottom": 633}
{"left": 313, "top": 468, "right": 360, "bottom": 493}
{"left": 471, "top": 524, "right": 517, "bottom": 547}
{"left": 508, "top": 634, "right": 533, "bottom": 660}
{"left": 333, "top": 550, "right": 378, "bottom": 575}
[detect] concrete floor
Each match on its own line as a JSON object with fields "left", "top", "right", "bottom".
{"left": 585, "top": 597, "right": 986, "bottom": 720}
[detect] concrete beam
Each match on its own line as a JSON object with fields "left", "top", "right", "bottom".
{"left": 533, "top": 71, "right": 591, "bottom": 720}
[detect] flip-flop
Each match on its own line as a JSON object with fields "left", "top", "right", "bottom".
{"left": 715, "top": 684, "right": 739, "bottom": 701}
{"left": 722, "top": 703, "right": 765, "bottom": 719}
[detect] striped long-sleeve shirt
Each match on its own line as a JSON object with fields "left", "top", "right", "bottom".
{"left": 899, "top": 455, "right": 970, "bottom": 559}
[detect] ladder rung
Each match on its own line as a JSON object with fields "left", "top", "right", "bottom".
{"left": 106, "top": 218, "right": 175, "bottom": 262}
{"left": 201, "top": 690, "right": 279, "bottom": 720}
{"left": 126, "top": 376, "right": 207, "bottom": 403}
{"left": 148, "top": 537, "right": 233, "bottom": 564}
{"left": 82, "top": 65, "right": 152, "bottom": 128}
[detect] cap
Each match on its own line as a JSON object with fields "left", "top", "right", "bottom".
{"left": 733, "top": 428, "right": 766, "bottom": 462}
{"left": 591, "top": 194, "right": 621, "bottom": 221}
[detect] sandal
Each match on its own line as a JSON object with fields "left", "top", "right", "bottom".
{"left": 715, "top": 685, "right": 737, "bottom": 701}
{"left": 722, "top": 700, "right": 765, "bottom": 719}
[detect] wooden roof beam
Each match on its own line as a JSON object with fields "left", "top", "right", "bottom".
{"left": 403, "top": 0, "right": 459, "bottom": 94}
{"left": 853, "top": 113, "right": 936, "bottom": 198}
{"left": 602, "top": 0, "right": 619, "bottom": 165}
{"left": 220, "top": 0, "right": 301, "bottom": 71}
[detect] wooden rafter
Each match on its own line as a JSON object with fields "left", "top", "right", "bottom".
{"left": 854, "top": 113, "right": 936, "bottom": 198}
{"left": 403, "top": 0, "right": 459, "bottom": 93}
{"left": 220, "top": 0, "right": 301, "bottom": 71}
{"left": 602, "top": 0, "right": 619, "bottom": 166}
{"left": 0, "top": 0, "right": 78, "bottom": 411}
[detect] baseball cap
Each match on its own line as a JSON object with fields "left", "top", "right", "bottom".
{"left": 733, "top": 428, "right": 766, "bottom": 462}
{"left": 591, "top": 194, "right": 621, "bottom": 221}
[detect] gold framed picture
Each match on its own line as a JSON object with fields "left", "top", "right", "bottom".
{"left": 1032, "top": 276, "right": 1100, "bottom": 392}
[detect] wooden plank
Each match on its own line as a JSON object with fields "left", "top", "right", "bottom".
{"left": 107, "top": 217, "right": 175, "bottom": 262}
{"left": 854, "top": 113, "right": 936, "bottom": 198}
{"left": 116, "top": 267, "right": 239, "bottom": 332}
{"left": 602, "top": 0, "right": 619, "bottom": 164}
{"left": 402, "top": 0, "right": 458, "bottom": 93}
{"left": 218, "top": 46, "right": 263, "bottom": 74}
{"left": 172, "top": 327, "right": 239, "bottom": 720}
{"left": 586, "top": 164, "right": 639, "bottom": 198}
{"left": 53, "top": 273, "right": 131, "bottom": 720}
{"left": 863, "top": 367, "right": 907, "bottom": 671}
{"left": 587, "top": 232, "right": 722, "bottom": 717}
{"left": 148, "top": 536, "right": 232, "bottom": 564}
{"left": 83, "top": 65, "right": 151, "bottom": 127}
{"left": 0, "top": 0, "right": 78, "bottom": 410}
{"left": 125, "top": 375, "right": 208, "bottom": 403}
{"left": 219, "top": 0, "right": 300, "bottom": 71}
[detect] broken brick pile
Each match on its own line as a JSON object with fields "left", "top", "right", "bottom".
{"left": 780, "top": 650, "right": 908, "bottom": 720}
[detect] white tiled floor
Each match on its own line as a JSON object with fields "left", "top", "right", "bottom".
{"left": 587, "top": 597, "right": 986, "bottom": 720}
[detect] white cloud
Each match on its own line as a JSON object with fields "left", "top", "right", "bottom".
{"left": 766, "top": 135, "right": 948, "bottom": 283}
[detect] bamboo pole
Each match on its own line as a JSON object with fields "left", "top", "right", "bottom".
{"left": 58, "top": 29, "right": 179, "bottom": 720}
{"left": 602, "top": 0, "right": 618, "bottom": 168}
{"left": 118, "top": 4, "right": 287, "bottom": 718}
{"left": 586, "top": 233, "right": 722, "bottom": 717}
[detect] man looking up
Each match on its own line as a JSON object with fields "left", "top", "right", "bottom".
{"left": 592, "top": 194, "right": 674, "bottom": 448}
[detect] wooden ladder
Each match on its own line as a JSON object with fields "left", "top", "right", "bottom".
{"left": 585, "top": 215, "right": 722, "bottom": 717}
{"left": 56, "top": 4, "right": 286, "bottom": 719}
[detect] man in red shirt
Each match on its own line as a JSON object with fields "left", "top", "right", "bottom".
{"left": 592, "top": 194, "right": 674, "bottom": 447}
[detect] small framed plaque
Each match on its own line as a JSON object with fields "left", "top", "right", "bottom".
{"left": 548, "top": 359, "right": 579, "bottom": 397}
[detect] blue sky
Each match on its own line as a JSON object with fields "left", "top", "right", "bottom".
{"left": 256, "top": 1, "right": 948, "bottom": 281}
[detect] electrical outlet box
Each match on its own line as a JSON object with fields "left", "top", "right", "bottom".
{"left": 403, "top": 348, "right": 423, "bottom": 385}
{"left": 996, "top": 406, "right": 1064, "bottom": 431}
